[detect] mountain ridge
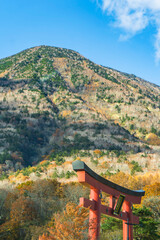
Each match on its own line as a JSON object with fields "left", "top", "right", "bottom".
{"left": 1, "top": 45, "right": 160, "bottom": 88}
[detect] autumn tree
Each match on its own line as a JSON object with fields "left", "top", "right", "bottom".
{"left": 29, "top": 179, "right": 63, "bottom": 220}
{"left": 4, "top": 191, "right": 19, "bottom": 220}
{"left": 10, "top": 196, "right": 37, "bottom": 224}
{"left": 0, "top": 220, "right": 20, "bottom": 240}
{"left": 63, "top": 182, "right": 89, "bottom": 205}
{"left": 39, "top": 202, "right": 89, "bottom": 240}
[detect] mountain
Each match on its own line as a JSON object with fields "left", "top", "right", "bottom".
{"left": 0, "top": 45, "right": 160, "bottom": 180}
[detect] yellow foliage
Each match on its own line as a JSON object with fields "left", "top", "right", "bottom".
{"left": 15, "top": 173, "right": 29, "bottom": 181}
{"left": 16, "top": 181, "right": 33, "bottom": 190}
{"left": 61, "top": 110, "right": 72, "bottom": 117}
{"left": 108, "top": 171, "right": 160, "bottom": 191}
{"left": 146, "top": 133, "right": 160, "bottom": 145}
{"left": 146, "top": 133, "right": 158, "bottom": 140}
{"left": 143, "top": 182, "right": 160, "bottom": 200}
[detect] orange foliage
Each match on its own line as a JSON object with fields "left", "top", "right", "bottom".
{"left": 10, "top": 196, "right": 37, "bottom": 223}
{"left": 93, "top": 149, "right": 102, "bottom": 155}
{"left": 8, "top": 175, "right": 15, "bottom": 182}
{"left": 52, "top": 202, "right": 89, "bottom": 239}
{"left": 39, "top": 233, "right": 55, "bottom": 240}
{"left": 47, "top": 163, "right": 56, "bottom": 169}
{"left": 39, "top": 202, "right": 89, "bottom": 240}
{"left": 40, "top": 160, "right": 48, "bottom": 165}
{"left": 63, "top": 161, "right": 72, "bottom": 165}
{"left": 101, "top": 161, "right": 109, "bottom": 168}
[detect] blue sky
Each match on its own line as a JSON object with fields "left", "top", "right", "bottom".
{"left": 0, "top": 0, "right": 160, "bottom": 86}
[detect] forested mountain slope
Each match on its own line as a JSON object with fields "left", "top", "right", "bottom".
{"left": 0, "top": 46, "right": 160, "bottom": 180}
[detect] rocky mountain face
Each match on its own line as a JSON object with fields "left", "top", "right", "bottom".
{"left": 0, "top": 46, "right": 160, "bottom": 177}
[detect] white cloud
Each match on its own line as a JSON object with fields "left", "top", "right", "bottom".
{"left": 98, "top": 0, "right": 160, "bottom": 61}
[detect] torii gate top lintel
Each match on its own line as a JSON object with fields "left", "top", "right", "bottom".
{"left": 72, "top": 160, "right": 145, "bottom": 199}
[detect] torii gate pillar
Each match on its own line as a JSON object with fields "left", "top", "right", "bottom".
{"left": 88, "top": 187, "right": 101, "bottom": 239}
{"left": 123, "top": 201, "right": 133, "bottom": 240}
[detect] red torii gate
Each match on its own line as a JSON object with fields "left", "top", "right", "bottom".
{"left": 72, "top": 160, "right": 145, "bottom": 240}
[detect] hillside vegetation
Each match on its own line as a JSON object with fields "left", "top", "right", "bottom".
{"left": 0, "top": 45, "right": 159, "bottom": 180}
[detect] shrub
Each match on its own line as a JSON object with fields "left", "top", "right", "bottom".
{"left": 52, "top": 169, "right": 59, "bottom": 179}
{"left": 0, "top": 172, "right": 8, "bottom": 181}
{"left": 115, "top": 105, "right": 121, "bottom": 113}
{"left": 151, "top": 125, "right": 157, "bottom": 134}
{"left": 55, "top": 156, "right": 65, "bottom": 165}
{"left": 65, "top": 171, "right": 76, "bottom": 179}
{"left": 130, "top": 124, "right": 135, "bottom": 130}
{"left": 0, "top": 151, "right": 12, "bottom": 164}
{"left": 21, "top": 166, "right": 34, "bottom": 176}
{"left": 133, "top": 206, "right": 160, "bottom": 240}
{"left": 91, "top": 157, "right": 98, "bottom": 166}
{"left": 131, "top": 161, "right": 143, "bottom": 175}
